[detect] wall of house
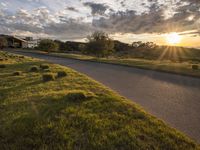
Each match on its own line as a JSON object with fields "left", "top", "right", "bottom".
{"left": 22, "top": 42, "right": 28, "bottom": 48}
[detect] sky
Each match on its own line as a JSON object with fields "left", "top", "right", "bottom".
{"left": 0, "top": 0, "right": 200, "bottom": 47}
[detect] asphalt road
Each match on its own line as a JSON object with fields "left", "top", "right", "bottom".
{"left": 10, "top": 50, "right": 200, "bottom": 142}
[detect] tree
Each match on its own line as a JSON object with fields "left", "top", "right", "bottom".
{"left": 0, "top": 37, "right": 8, "bottom": 49}
{"left": 132, "top": 41, "right": 157, "bottom": 49}
{"left": 38, "top": 39, "right": 59, "bottom": 52}
{"left": 54, "top": 40, "right": 68, "bottom": 51}
{"left": 85, "top": 31, "right": 114, "bottom": 57}
{"left": 132, "top": 41, "right": 143, "bottom": 48}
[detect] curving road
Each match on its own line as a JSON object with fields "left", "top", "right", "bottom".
{"left": 10, "top": 50, "right": 200, "bottom": 142}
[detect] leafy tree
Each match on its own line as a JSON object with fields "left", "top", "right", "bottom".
{"left": 132, "top": 41, "right": 143, "bottom": 48}
{"left": 114, "top": 40, "right": 131, "bottom": 52}
{"left": 64, "top": 41, "right": 86, "bottom": 52}
{"left": 85, "top": 31, "right": 114, "bottom": 57}
{"left": 38, "top": 39, "right": 59, "bottom": 52}
{"left": 0, "top": 37, "right": 8, "bottom": 49}
{"left": 54, "top": 40, "right": 67, "bottom": 51}
{"left": 132, "top": 41, "right": 156, "bottom": 49}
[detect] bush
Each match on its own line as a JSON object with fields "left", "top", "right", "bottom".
{"left": 38, "top": 39, "right": 59, "bottom": 52}
{"left": 29, "top": 66, "right": 39, "bottom": 72}
{"left": 57, "top": 71, "right": 67, "bottom": 78}
{"left": 85, "top": 31, "right": 114, "bottom": 57}
{"left": 66, "top": 91, "right": 87, "bottom": 102}
{"left": 0, "top": 64, "right": 6, "bottom": 68}
{"left": 192, "top": 64, "right": 199, "bottom": 70}
{"left": 0, "top": 58, "right": 4, "bottom": 61}
{"left": 43, "top": 69, "right": 51, "bottom": 72}
{"left": 19, "top": 56, "right": 25, "bottom": 59}
{"left": 42, "top": 73, "right": 55, "bottom": 82}
{"left": 66, "top": 90, "right": 95, "bottom": 102}
{"left": 40, "top": 64, "right": 50, "bottom": 70}
{"left": 13, "top": 71, "right": 22, "bottom": 76}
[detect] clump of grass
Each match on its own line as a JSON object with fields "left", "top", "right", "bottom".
{"left": 57, "top": 71, "right": 67, "bottom": 78}
{"left": 43, "top": 69, "right": 51, "bottom": 72}
{"left": 29, "top": 66, "right": 39, "bottom": 72}
{"left": 0, "top": 58, "right": 4, "bottom": 61}
{"left": 40, "top": 64, "right": 50, "bottom": 70}
{"left": 0, "top": 64, "right": 6, "bottom": 68}
{"left": 13, "top": 71, "right": 22, "bottom": 76}
{"left": 192, "top": 64, "right": 199, "bottom": 70}
{"left": 42, "top": 73, "right": 55, "bottom": 82}
{"left": 66, "top": 90, "right": 93, "bottom": 102}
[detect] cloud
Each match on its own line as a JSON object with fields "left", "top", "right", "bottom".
{"left": 83, "top": 2, "right": 109, "bottom": 16}
{"left": 92, "top": 1, "right": 200, "bottom": 35}
{"left": 66, "top": 6, "right": 79, "bottom": 12}
{"left": 0, "top": 0, "right": 200, "bottom": 40}
{"left": 0, "top": 6, "right": 95, "bottom": 39}
{"left": 44, "top": 19, "right": 95, "bottom": 40}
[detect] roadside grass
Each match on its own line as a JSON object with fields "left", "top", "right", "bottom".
{"left": 50, "top": 52, "right": 200, "bottom": 78}
{"left": 0, "top": 51, "right": 199, "bottom": 149}
{"left": 13, "top": 49, "right": 200, "bottom": 78}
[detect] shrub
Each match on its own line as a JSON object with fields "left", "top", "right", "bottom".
{"left": 29, "top": 66, "right": 39, "bottom": 72}
{"left": 192, "top": 64, "right": 199, "bottom": 70}
{"left": 57, "top": 71, "right": 67, "bottom": 78}
{"left": 85, "top": 31, "right": 115, "bottom": 57}
{"left": 66, "top": 91, "right": 95, "bottom": 102}
{"left": 19, "top": 56, "right": 25, "bottom": 59}
{"left": 42, "top": 73, "right": 55, "bottom": 82}
{"left": 0, "top": 58, "right": 4, "bottom": 61}
{"left": 66, "top": 91, "right": 87, "bottom": 102}
{"left": 13, "top": 71, "right": 22, "bottom": 76}
{"left": 40, "top": 64, "right": 50, "bottom": 70}
{"left": 43, "top": 69, "right": 51, "bottom": 72}
{"left": 38, "top": 39, "right": 59, "bottom": 52}
{"left": 0, "top": 64, "right": 6, "bottom": 68}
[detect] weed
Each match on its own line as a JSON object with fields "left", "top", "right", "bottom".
{"left": 0, "top": 64, "right": 6, "bottom": 68}
{"left": 42, "top": 73, "right": 55, "bottom": 82}
{"left": 29, "top": 66, "right": 39, "bottom": 72}
{"left": 57, "top": 71, "right": 67, "bottom": 78}
{"left": 66, "top": 90, "right": 88, "bottom": 102}
{"left": 40, "top": 64, "right": 50, "bottom": 70}
{"left": 192, "top": 64, "right": 199, "bottom": 70}
{"left": 13, "top": 71, "right": 22, "bottom": 76}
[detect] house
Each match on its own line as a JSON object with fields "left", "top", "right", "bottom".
{"left": 0, "top": 35, "right": 39, "bottom": 48}
{"left": 0, "top": 35, "right": 28, "bottom": 48}
{"left": 25, "top": 37, "right": 40, "bottom": 48}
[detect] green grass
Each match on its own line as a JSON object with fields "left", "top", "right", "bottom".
{"left": 15, "top": 49, "right": 200, "bottom": 78}
{"left": 51, "top": 52, "right": 200, "bottom": 78}
{"left": 0, "top": 51, "right": 199, "bottom": 149}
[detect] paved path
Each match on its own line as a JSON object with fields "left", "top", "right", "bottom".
{"left": 10, "top": 50, "right": 200, "bottom": 142}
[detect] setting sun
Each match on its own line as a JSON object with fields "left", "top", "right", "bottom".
{"left": 166, "top": 32, "right": 181, "bottom": 45}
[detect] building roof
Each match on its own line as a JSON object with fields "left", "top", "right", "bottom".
{"left": 13, "top": 36, "right": 28, "bottom": 43}
{"left": 0, "top": 34, "right": 28, "bottom": 43}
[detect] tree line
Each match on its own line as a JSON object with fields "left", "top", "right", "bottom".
{"left": 0, "top": 31, "right": 159, "bottom": 57}
{"left": 37, "top": 31, "right": 159, "bottom": 57}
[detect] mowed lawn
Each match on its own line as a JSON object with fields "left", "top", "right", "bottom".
{"left": 0, "top": 51, "right": 199, "bottom": 149}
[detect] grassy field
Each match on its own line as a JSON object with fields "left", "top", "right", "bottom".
{"left": 0, "top": 51, "right": 199, "bottom": 149}
{"left": 12, "top": 49, "right": 200, "bottom": 78}
{"left": 50, "top": 52, "right": 200, "bottom": 78}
